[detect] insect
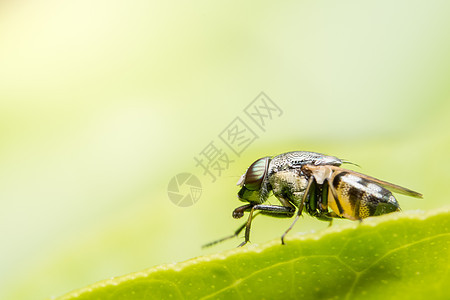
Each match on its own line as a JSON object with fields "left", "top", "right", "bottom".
{"left": 203, "top": 151, "right": 422, "bottom": 248}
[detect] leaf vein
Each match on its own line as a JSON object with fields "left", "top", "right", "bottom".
{"left": 200, "top": 254, "right": 345, "bottom": 299}
{"left": 344, "top": 232, "right": 450, "bottom": 299}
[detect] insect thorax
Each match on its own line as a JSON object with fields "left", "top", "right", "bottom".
{"left": 268, "top": 170, "right": 309, "bottom": 207}
{"left": 266, "top": 151, "right": 342, "bottom": 207}
{"left": 268, "top": 151, "right": 342, "bottom": 175}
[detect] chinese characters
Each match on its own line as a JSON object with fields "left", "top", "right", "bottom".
{"left": 194, "top": 92, "right": 282, "bottom": 182}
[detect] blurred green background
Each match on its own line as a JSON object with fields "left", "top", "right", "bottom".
{"left": 1, "top": 1, "right": 449, "bottom": 299}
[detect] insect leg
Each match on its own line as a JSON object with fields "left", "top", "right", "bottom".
{"left": 232, "top": 204, "right": 254, "bottom": 219}
{"left": 281, "top": 176, "right": 315, "bottom": 245}
{"left": 201, "top": 212, "right": 261, "bottom": 249}
{"left": 240, "top": 204, "right": 296, "bottom": 247}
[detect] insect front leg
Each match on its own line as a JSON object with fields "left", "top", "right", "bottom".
{"left": 201, "top": 210, "right": 261, "bottom": 249}
{"left": 202, "top": 204, "right": 254, "bottom": 248}
{"left": 231, "top": 204, "right": 253, "bottom": 218}
{"left": 239, "top": 204, "right": 296, "bottom": 247}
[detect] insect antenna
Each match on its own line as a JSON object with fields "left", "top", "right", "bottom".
{"left": 340, "top": 159, "right": 361, "bottom": 168}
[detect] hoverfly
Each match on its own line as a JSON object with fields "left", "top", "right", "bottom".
{"left": 204, "top": 151, "right": 422, "bottom": 248}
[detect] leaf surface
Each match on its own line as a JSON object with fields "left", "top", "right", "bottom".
{"left": 58, "top": 209, "right": 450, "bottom": 300}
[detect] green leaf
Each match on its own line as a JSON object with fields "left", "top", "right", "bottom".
{"left": 58, "top": 209, "right": 450, "bottom": 300}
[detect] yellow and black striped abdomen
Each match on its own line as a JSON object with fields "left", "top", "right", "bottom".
{"left": 327, "top": 171, "right": 400, "bottom": 220}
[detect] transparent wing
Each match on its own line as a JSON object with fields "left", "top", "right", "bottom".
{"left": 328, "top": 166, "right": 423, "bottom": 198}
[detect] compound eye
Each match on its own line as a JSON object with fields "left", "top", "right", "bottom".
{"left": 243, "top": 157, "right": 271, "bottom": 190}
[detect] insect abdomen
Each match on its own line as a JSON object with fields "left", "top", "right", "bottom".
{"left": 328, "top": 172, "right": 400, "bottom": 220}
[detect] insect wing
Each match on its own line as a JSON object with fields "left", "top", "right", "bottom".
{"left": 329, "top": 166, "right": 423, "bottom": 199}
